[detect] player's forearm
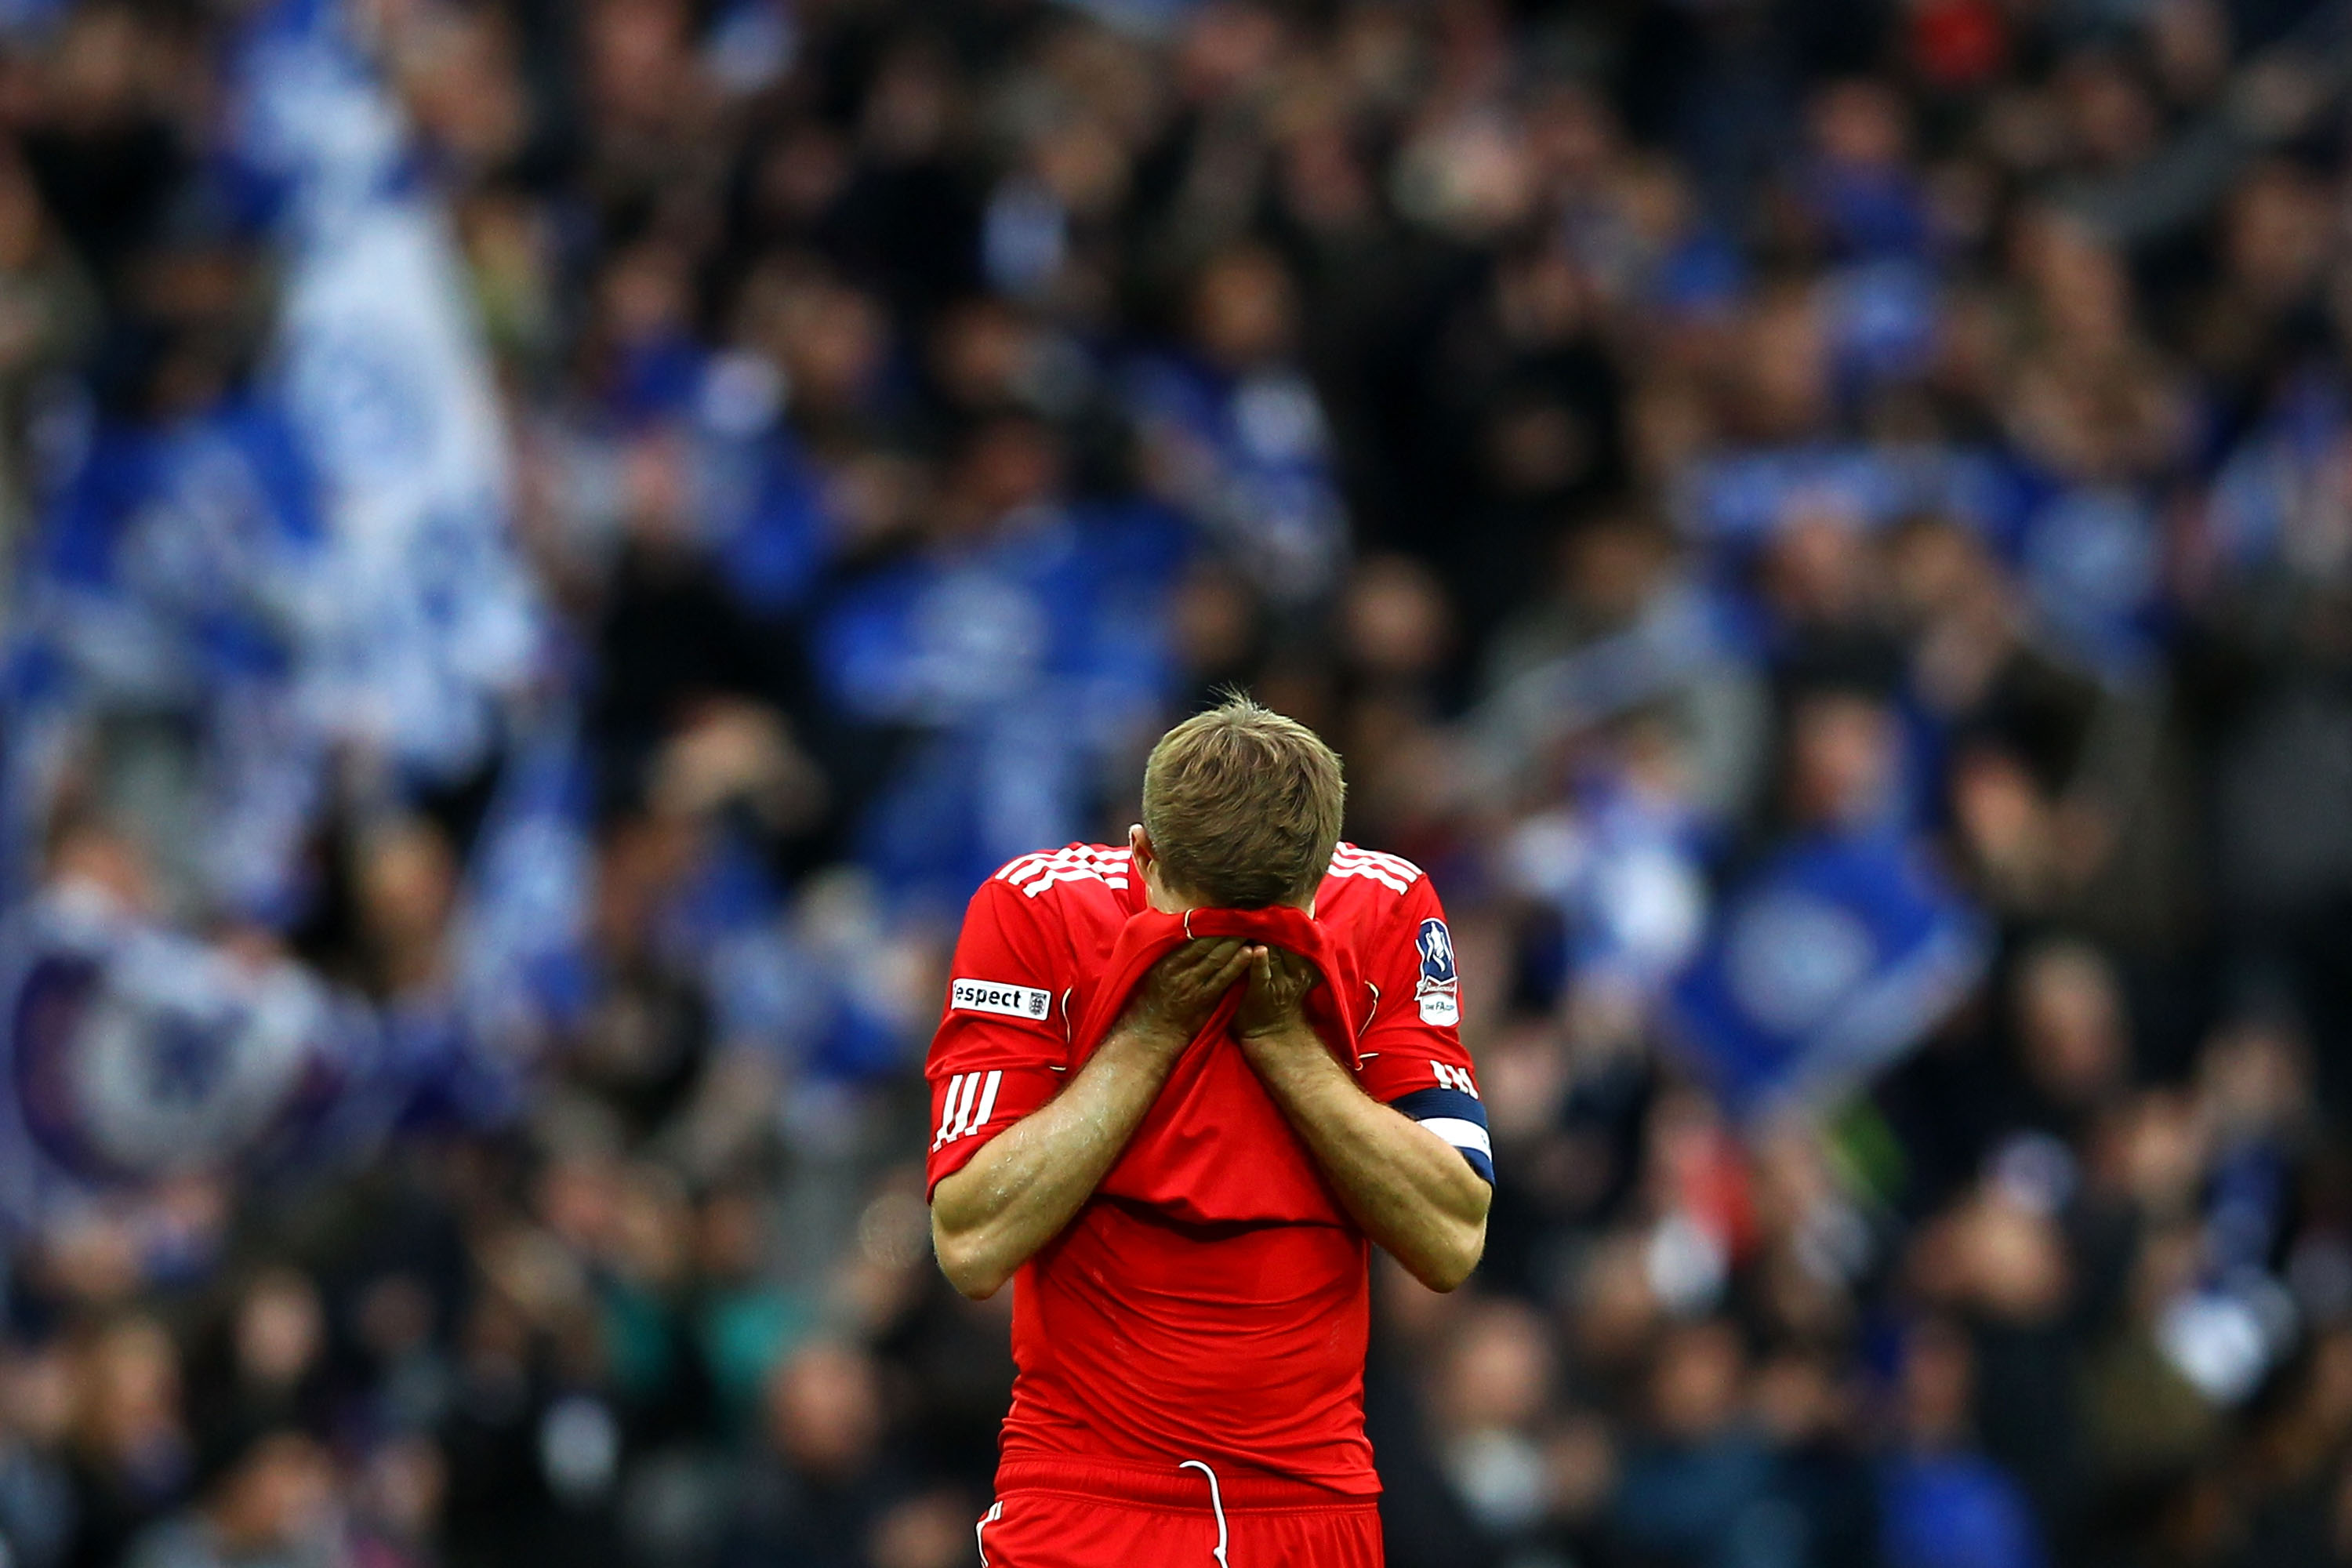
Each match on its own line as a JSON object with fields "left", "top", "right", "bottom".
{"left": 1243, "top": 1030, "right": 1490, "bottom": 1290}
{"left": 929, "top": 1022, "right": 1183, "bottom": 1299}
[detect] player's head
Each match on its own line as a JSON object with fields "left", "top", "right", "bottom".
{"left": 1131, "top": 695, "right": 1345, "bottom": 910}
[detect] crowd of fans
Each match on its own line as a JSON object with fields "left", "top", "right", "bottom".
{"left": 0, "top": 0, "right": 2346, "bottom": 1563}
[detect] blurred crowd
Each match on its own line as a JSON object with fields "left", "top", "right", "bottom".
{"left": 0, "top": 0, "right": 2346, "bottom": 1564}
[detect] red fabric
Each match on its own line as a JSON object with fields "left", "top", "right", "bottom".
{"left": 922, "top": 844, "right": 1486, "bottom": 1501}
{"left": 1910, "top": 0, "right": 2005, "bottom": 87}
{"left": 978, "top": 1467, "right": 1383, "bottom": 1568}
{"left": 1077, "top": 902, "right": 1367, "bottom": 1226}
{"left": 1001, "top": 1180, "right": 1377, "bottom": 1491}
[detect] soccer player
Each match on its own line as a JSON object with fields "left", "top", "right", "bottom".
{"left": 925, "top": 697, "right": 1494, "bottom": 1566}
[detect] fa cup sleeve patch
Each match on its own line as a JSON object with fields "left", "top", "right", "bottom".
{"left": 1414, "top": 918, "right": 1459, "bottom": 1025}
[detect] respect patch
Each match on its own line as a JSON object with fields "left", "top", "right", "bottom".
{"left": 950, "top": 978, "right": 1054, "bottom": 1022}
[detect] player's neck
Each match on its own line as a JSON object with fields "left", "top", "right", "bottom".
{"left": 1145, "top": 885, "right": 1316, "bottom": 920}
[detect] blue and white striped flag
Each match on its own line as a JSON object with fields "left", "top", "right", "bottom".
{"left": 233, "top": 0, "right": 539, "bottom": 783}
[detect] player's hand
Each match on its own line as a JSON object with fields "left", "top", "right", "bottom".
{"left": 1121, "top": 938, "right": 1251, "bottom": 1050}
{"left": 1232, "top": 946, "right": 1320, "bottom": 1047}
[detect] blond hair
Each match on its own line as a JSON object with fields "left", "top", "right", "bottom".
{"left": 1140, "top": 695, "right": 1345, "bottom": 908}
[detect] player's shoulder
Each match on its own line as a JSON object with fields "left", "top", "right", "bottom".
{"left": 982, "top": 843, "right": 1137, "bottom": 908}
{"left": 1316, "top": 843, "right": 1440, "bottom": 927}
{"left": 1319, "top": 843, "right": 1432, "bottom": 898}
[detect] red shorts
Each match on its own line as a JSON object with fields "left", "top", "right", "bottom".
{"left": 977, "top": 1459, "right": 1383, "bottom": 1568}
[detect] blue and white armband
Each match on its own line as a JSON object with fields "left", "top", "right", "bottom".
{"left": 1389, "top": 1087, "right": 1494, "bottom": 1184}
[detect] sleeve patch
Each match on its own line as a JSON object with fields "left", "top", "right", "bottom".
{"left": 1415, "top": 918, "right": 1459, "bottom": 1025}
{"left": 1388, "top": 1085, "right": 1494, "bottom": 1183}
{"left": 949, "top": 978, "right": 1055, "bottom": 1022}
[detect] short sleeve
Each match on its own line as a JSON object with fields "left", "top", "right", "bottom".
{"left": 1352, "top": 876, "right": 1492, "bottom": 1183}
{"left": 925, "top": 877, "right": 1072, "bottom": 1197}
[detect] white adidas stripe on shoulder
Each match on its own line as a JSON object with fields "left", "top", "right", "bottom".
{"left": 1330, "top": 845, "right": 1421, "bottom": 879}
{"left": 997, "top": 846, "right": 1129, "bottom": 884}
{"left": 994, "top": 843, "right": 1420, "bottom": 899}
{"left": 1326, "top": 844, "right": 1421, "bottom": 894}
{"left": 996, "top": 845, "right": 1132, "bottom": 898}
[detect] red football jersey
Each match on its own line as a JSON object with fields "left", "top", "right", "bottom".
{"left": 925, "top": 843, "right": 1492, "bottom": 1500}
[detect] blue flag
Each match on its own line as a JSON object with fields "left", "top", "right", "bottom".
{"left": 0, "top": 886, "right": 388, "bottom": 1232}
{"left": 1123, "top": 353, "right": 1347, "bottom": 604}
{"left": 232, "top": 0, "right": 539, "bottom": 783}
{"left": 3, "top": 397, "right": 332, "bottom": 921}
{"left": 1667, "top": 830, "right": 1989, "bottom": 1119}
{"left": 815, "top": 503, "right": 1185, "bottom": 907}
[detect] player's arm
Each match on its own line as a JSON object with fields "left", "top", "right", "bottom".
{"left": 931, "top": 938, "right": 1251, "bottom": 1301}
{"left": 1233, "top": 946, "right": 1491, "bottom": 1291}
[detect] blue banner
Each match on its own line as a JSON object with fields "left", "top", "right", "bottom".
{"left": 1667, "top": 830, "right": 1989, "bottom": 1119}
{"left": 233, "top": 0, "right": 540, "bottom": 782}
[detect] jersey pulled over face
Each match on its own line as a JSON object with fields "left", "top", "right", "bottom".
{"left": 925, "top": 843, "right": 1491, "bottom": 1497}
